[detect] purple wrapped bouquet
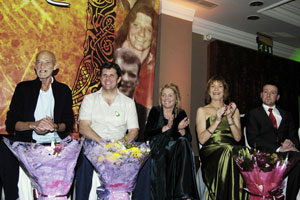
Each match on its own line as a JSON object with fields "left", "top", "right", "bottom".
{"left": 84, "top": 139, "right": 150, "bottom": 200}
{"left": 3, "top": 136, "right": 83, "bottom": 200}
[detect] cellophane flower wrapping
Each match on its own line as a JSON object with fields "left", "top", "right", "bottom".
{"left": 233, "top": 148, "right": 294, "bottom": 200}
{"left": 84, "top": 139, "right": 151, "bottom": 200}
{"left": 3, "top": 136, "right": 83, "bottom": 200}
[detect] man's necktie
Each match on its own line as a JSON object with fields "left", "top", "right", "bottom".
{"left": 268, "top": 108, "right": 277, "bottom": 129}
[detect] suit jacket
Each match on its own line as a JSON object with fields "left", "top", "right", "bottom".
{"left": 5, "top": 77, "right": 74, "bottom": 142}
{"left": 135, "top": 101, "right": 149, "bottom": 142}
{"left": 246, "top": 106, "right": 299, "bottom": 152}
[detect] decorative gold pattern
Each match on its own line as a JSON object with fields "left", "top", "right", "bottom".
{"left": 71, "top": 0, "right": 116, "bottom": 126}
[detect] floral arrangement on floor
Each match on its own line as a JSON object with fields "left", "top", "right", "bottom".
{"left": 233, "top": 147, "right": 299, "bottom": 200}
{"left": 3, "top": 136, "right": 83, "bottom": 200}
{"left": 234, "top": 147, "right": 291, "bottom": 200}
{"left": 84, "top": 139, "right": 151, "bottom": 200}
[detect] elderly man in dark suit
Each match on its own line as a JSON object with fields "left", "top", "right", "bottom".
{"left": 246, "top": 83, "right": 300, "bottom": 200}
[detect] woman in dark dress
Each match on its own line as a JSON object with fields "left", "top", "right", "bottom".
{"left": 145, "top": 83, "right": 199, "bottom": 200}
{"left": 195, "top": 75, "right": 248, "bottom": 200}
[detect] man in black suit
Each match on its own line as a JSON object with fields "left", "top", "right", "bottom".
{"left": 246, "top": 83, "right": 300, "bottom": 200}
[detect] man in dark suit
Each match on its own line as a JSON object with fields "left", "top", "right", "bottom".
{"left": 246, "top": 83, "right": 300, "bottom": 200}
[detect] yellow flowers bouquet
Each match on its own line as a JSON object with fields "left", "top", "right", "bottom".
{"left": 84, "top": 139, "right": 150, "bottom": 200}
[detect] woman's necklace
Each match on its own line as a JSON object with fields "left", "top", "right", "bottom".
{"left": 163, "top": 110, "right": 174, "bottom": 120}
{"left": 210, "top": 104, "right": 224, "bottom": 111}
{"left": 164, "top": 113, "right": 172, "bottom": 120}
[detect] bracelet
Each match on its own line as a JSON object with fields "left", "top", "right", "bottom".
{"left": 54, "top": 123, "right": 59, "bottom": 132}
{"left": 228, "top": 122, "right": 235, "bottom": 126}
{"left": 206, "top": 129, "right": 213, "bottom": 134}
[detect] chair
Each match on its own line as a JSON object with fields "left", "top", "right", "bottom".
{"left": 18, "top": 166, "right": 72, "bottom": 200}
{"left": 196, "top": 145, "right": 207, "bottom": 200}
{"left": 243, "top": 127, "right": 251, "bottom": 149}
{"left": 18, "top": 167, "right": 34, "bottom": 200}
{"left": 195, "top": 128, "right": 207, "bottom": 200}
{"left": 1, "top": 188, "right": 4, "bottom": 200}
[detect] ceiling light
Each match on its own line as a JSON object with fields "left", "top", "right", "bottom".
{"left": 247, "top": 15, "right": 260, "bottom": 20}
{"left": 249, "top": 1, "right": 264, "bottom": 7}
{"left": 185, "top": 0, "right": 218, "bottom": 9}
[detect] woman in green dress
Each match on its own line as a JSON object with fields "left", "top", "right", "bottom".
{"left": 196, "top": 75, "right": 248, "bottom": 200}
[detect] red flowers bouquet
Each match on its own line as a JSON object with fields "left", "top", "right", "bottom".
{"left": 234, "top": 148, "right": 289, "bottom": 200}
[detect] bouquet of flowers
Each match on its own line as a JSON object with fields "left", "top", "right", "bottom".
{"left": 233, "top": 148, "right": 293, "bottom": 200}
{"left": 3, "top": 136, "right": 83, "bottom": 200}
{"left": 84, "top": 139, "right": 151, "bottom": 200}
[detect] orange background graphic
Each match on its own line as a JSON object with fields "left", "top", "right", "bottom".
{"left": 0, "top": 0, "right": 87, "bottom": 133}
{"left": 0, "top": 0, "right": 159, "bottom": 134}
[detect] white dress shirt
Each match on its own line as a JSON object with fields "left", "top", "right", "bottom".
{"left": 262, "top": 104, "right": 282, "bottom": 128}
{"left": 262, "top": 104, "right": 282, "bottom": 152}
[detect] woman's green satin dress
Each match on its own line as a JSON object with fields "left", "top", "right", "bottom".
{"left": 200, "top": 115, "right": 248, "bottom": 200}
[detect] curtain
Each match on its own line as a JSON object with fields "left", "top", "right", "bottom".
{"left": 208, "top": 40, "right": 300, "bottom": 127}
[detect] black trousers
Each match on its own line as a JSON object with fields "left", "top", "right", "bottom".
{"left": 0, "top": 138, "right": 19, "bottom": 200}
{"left": 283, "top": 151, "right": 300, "bottom": 200}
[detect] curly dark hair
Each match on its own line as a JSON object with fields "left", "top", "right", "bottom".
{"left": 100, "top": 62, "right": 122, "bottom": 78}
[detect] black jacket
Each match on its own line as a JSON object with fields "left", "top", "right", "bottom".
{"left": 5, "top": 77, "right": 74, "bottom": 142}
{"left": 246, "top": 106, "right": 299, "bottom": 152}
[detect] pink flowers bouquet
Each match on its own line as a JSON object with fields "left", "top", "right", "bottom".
{"left": 84, "top": 139, "right": 150, "bottom": 200}
{"left": 234, "top": 148, "right": 292, "bottom": 200}
{"left": 3, "top": 136, "right": 83, "bottom": 200}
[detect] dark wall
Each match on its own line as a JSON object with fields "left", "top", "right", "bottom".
{"left": 208, "top": 40, "right": 300, "bottom": 127}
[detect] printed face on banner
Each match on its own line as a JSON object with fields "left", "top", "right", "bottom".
{"left": 114, "top": 2, "right": 159, "bottom": 108}
{"left": 0, "top": 0, "right": 160, "bottom": 134}
{"left": 119, "top": 62, "right": 139, "bottom": 98}
{"left": 128, "top": 12, "right": 153, "bottom": 51}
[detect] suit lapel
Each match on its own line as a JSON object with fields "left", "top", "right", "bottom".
{"left": 277, "top": 108, "right": 286, "bottom": 130}
{"left": 258, "top": 106, "right": 275, "bottom": 129}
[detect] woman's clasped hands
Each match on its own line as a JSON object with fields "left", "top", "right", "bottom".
{"left": 216, "top": 102, "right": 237, "bottom": 122}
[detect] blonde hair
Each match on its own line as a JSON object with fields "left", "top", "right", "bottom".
{"left": 159, "top": 83, "right": 181, "bottom": 115}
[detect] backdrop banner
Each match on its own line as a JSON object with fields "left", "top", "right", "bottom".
{"left": 0, "top": 0, "right": 160, "bottom": 139}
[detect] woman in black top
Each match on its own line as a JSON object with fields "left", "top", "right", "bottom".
{"left": 145, "top": 83, "right": 199, "bottom": 200}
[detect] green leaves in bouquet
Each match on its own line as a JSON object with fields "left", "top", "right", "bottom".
{"left": 255, "top": 151, "right": 285, "bottom": 172}
{"left": 234, "top": 147, "right": 287, "bottom": 172}
{"left": 234, "top": 148, "right": 255, "bottom": 171}
{"left": 124, "top": 135, "right": 135, "bottom": 149}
